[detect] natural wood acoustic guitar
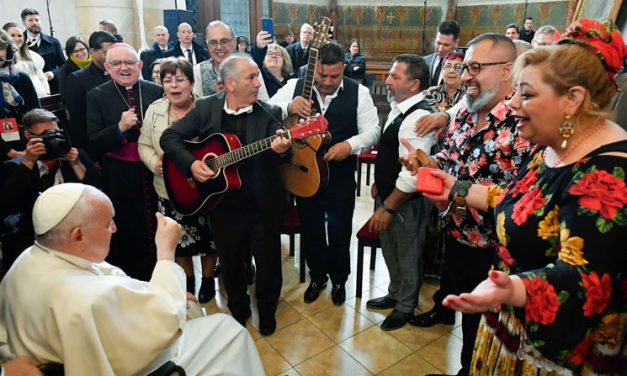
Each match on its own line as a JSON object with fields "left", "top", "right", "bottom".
{"left": 281, "top": 16, "right": 334, "bottom": 198}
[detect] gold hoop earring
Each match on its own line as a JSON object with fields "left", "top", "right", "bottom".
{"left": 559, "top": 114, "right": 574, "bottom": 149}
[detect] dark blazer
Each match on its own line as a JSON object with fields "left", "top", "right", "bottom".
{"left": 87, "top": 79, "right": 163, "bottom": 158}
{"left": 160, "top": 93, "right": 288, "bottom": 225}
{"left": 423, "top": 52, "right": 442, "bottom": 86}
{"left": 0, "top": 150, "right": 100, "bottom": 267}
{"left": 164, "top": 40, "right": 209, "bottom": 64}
{"left": 140, "top": 42, "right": 172, "bottom": 81}
{"left": 344, "top": 53, "right": 366, "bottom": 81}
{"left": 285, "top": 41, "right": 309, "bottom": 71}
{"left": 64, "top": 63, "right": 110, "bottom": 156}
{"left": 28, "top": 33, "right": 66, "bottom": 93}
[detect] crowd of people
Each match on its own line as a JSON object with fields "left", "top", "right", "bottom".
{"left": 0, "top": 6, "right": 625, "bottom": 376}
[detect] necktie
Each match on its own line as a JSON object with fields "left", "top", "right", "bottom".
{"left": 28, "top": 39, "right": 38, "bottom": 49}
{"left": 431, "top": 58, "right": 442, "bottom": 87}
{"left": 186, "top": 49, "right": 193, "bottom": 65}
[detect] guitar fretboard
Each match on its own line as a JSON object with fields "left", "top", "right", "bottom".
{"left": 206, "top": 132, "right": 290, "bottom": 171}
{"left": 302, "top": 48, "right": 319, "bottom": 102}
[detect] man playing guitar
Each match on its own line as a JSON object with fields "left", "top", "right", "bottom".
{"left": 161, "top": 54, "right": 291, "bottom": 336}
{"left": 269, "top": 42, "right": 380, "bottom": 306}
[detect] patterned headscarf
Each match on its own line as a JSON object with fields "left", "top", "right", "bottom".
{"left": 558, "top": 19, "right": 626, "bottom": 80}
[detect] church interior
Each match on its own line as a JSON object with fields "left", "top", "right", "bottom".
{"left": 0, "top": 0, "right": 626, "bottom": 375}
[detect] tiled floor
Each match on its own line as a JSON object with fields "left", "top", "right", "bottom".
{"left": 199, "top": 166, "right": 462, "bottom": 376}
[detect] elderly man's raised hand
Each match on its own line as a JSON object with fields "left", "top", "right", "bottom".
{"left": 154, "top": 212, "right": 182, "bottom": 261}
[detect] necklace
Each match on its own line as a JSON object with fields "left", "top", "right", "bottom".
{"left": 113, "top": 82, "right": 144, "bottom": 124}
{"left": 168, "top": 100, "right": 194, "bottom": 124}
{"left": 543, "top": 120, "right": 605, "bottom": 168}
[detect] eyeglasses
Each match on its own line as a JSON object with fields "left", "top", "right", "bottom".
{"left": 162, "top": 76, "right": 189, "bottom": 85}
{"left": 444, "top": 63, "right": 463, "bottom": 74}
{"left": 266, "top": 52, "right": 283, "bottom": 58}
{"left": 456, "top": 61, "right": 509, "bottom": 76}
{"left": 207, "top": 37, "right": 234, "bottom": 48}
{"left": 107, "top": 60, "right": 139, "bottom": 67}
{"left": 72, "top": 47, "right": 87, "bottom": 54}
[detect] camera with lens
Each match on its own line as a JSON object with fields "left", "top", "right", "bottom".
{"left": 38, "top": 129, "right": 72, "bottom": 160}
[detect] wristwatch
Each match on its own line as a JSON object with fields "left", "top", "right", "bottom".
{"left": 449, "top": 180, "right": 471, "bottom": 207}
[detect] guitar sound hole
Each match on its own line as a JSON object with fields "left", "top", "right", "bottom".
{"left": 203, "top": 153, "right": 220, "bottom": 179}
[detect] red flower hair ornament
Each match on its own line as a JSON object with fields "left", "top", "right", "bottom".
{"left": 558, "top": 19, "right": 626, "bottom": 80}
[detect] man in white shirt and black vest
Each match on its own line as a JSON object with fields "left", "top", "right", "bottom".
{"left": 365, "top": 54, "right": 437, "bottom": 331}
{"left": 269, "top": 42, "right": 380, "bottom": 306}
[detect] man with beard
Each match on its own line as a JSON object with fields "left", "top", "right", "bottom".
{"left": 161, "top": 54, "right": 291, "bottom": 335}
{"left": 407, "top": 34, "right": 531, "bottom": 376}
{"left": 269, "top": 42, "right": 380, "bottom": 306}
{"left": 87, "top": 43, "right": 163, "bottom": 280}
{"left": 64, "top": 31, "right": 118, "bottom": 158}
{"left": 164, "top": 23, "right": 209, "bottom": 65}
{"left": 520, "top": 17, "right": 535, "bottom": 43}
{"left": 365, "top": 54, "right": 436, "bottom": 331}
{"left": 192, "top": 20, "right": 268, "bottom": 99}
{"left": 20, "top": 8, "right": 65, "bottom": 94}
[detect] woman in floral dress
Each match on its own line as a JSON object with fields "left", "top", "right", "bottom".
{"left": 417, "top": 19, "right": 626, "bottom": 374}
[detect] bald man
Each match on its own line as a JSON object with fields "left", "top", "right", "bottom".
{"left": 165, "top": 22, "right": 209, "bottom": 65}
{"left": 0, "top": 183, "right": 263, "bottom": 375}
{"left": 407, "top": 33, "right": 531, "bottom": 376}
{"left": 86, "top": 43, "right": 163, "bottom": 280}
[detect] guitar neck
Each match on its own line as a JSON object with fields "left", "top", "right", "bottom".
{"left": 206, "top": 132, "right": 290, "bottom": 171}
{"left": 301, "top": 48, "right": 319, "bottom": 102}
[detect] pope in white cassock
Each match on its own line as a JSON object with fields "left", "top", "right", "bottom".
{"left": 0, "top": 183, "right": 265, "bottom": 375}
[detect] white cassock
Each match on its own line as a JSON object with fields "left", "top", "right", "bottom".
{"left": 0, "top": 243, "right": 265, "bottom": 376}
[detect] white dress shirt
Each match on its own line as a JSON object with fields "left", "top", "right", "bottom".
{"left": 269, "top": 78, "right": 380, "bottom": 154}
{"left": 384, "top": 92, "right": 437, "bottom": 193}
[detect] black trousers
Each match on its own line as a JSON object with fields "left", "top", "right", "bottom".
{"left": 296, "top": 173, "right": 356, "bottom": 285}
{"left": 432, "top": 236, "right": 494, "bottom": 376}
{"left": 210, "top": 205, "right": 282, "bottom": 323}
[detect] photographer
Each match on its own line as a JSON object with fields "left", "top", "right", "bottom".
{"left": 0, "top": 108, "right": 100, "bottom": 269}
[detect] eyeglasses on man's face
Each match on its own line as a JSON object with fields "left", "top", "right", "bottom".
{"left": 208, "top": 37, "right": 234, "bottom": 48}
{"left": 107, "top": 60, "right": 139, "bottom": 67}
{"left": 456, "top": 61, "right": 509, "bottom": 76}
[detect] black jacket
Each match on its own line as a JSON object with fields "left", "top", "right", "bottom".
{"left": 64, "top": 63, "right": 109, "bottom": 156}
{"left": 160, "top": 93, "right": 289, "bottom": 225}
{"left": 164, "top": 40, "right": 209, "bottom": 64}
{"left": 140, "top": 42, "right": 172, "bottom": 81}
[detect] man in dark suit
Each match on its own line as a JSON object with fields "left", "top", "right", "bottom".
{"left": 20, "top": 8, "right": 66, "bottom": 94}
{"left": 520, "top": 17, "right": 535, "bottom": 43}
{"left": 161, "top": 54, "right": 291, "bottom": 336}
{"left": 285, "top": 23, "right": 313, "bottom": 71}
{"left": 164, "top": 22, "right": 209, "bottom": 65}
{"left": 140, "top": 25, "right": 172, "bottom": 81}
{"left": 87, "top": 43, "right": 163, "bottom": 280}
{"left": 64, "top": 31, "right": 117, "bottom": 158}
{"left": 422, "top": 20, "right": 460, "bottom": 88}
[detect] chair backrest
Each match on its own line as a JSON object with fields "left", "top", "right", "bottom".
{"left": 370, "top": 80, "right": 388, "bottom": 96}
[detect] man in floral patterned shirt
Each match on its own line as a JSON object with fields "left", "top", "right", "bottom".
{"left": 409, "top": 33, "right": 531, "bottom": 376}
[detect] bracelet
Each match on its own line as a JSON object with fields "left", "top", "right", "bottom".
{"left": 381, "top": 203, "right": 397, "bottom": 215}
